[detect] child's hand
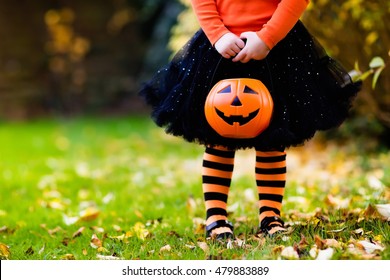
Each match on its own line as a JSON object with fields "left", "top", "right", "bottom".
{"left": 214, "top": 33, "right": 245, "bottom": 59}
{"left": 232, "top": 32, "right": 270, "bottom": 63}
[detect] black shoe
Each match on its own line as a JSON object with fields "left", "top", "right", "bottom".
{"left": 258, "top": 216, "right": 286, "bottom": 236}
{"left": 205, "top": 220, "right": 234, "bottom": 240}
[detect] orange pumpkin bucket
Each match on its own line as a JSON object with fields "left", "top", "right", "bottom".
{"left": 205, "top": 78, "right": 273, "bottom": 139}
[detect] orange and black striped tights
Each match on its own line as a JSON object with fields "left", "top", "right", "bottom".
{"left": 202, "top": 146, "right": 286, "bottom": 236}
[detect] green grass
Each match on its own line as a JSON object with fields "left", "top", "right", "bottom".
{"left": 0, "top": 116, "right": 389, "bottom": 260}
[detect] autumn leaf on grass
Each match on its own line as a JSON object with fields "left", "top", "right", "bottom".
{"left": 347, "top": 239, "right": 385, "bottom": 259}
{"left": 63, "top": 206, "right": 100, "bottom": 225}
{"left": 79, "top": 207, "right": 100, "bottom": 222}
{"left": 90, "top": 234, "right": 103, "bottom": 249}
{"left": 357, "top": 240, "right": 385, "bottom": 254}
{"left": 132, "top": 222, "right": 151, "bottom": 240}
{"left": 160, "top": 244, "right": 172, "bottom": 253}
{"left": 325, "top": 194, "right": 350, "bottom": 209}
{"left": 316, "top": 248, "right": 334, "bottom": 260}
{"left": 0, "top": 243, "right": 11, "bottom": 260}
{"left": 72, "top": 227, "right": 86, "bottom": 239}
{"left": 96, "top": 254, "right": 124, "bottom": 260}
{"left": 61, "top": 254, "right": 76, "bottom": 260}
{"left": 280, "top": 246, "right": 299, "bottom": 260}
{"left": 375, "top": 204, "right": 390, "bottom": 221}
{"left": 197, "top": 242, "right": 209, "bottom": 254}
{"left": 109, "top": 233, "right": 126, "bottom": 242}
{"left": 314, "top": 235, "right": 342, "bottom": 250}
{"left": 63, "top": 214, "right": 79, "bottom": 226}
{"left": 193, "top": 217, "right": 205, "bottom": 235}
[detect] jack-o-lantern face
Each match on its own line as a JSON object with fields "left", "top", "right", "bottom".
{"left": 205, "top": 78, "right": 273, "bottom": 139}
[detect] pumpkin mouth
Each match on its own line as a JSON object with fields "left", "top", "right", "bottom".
{"left": 215, "top": 108, "right": 260, "bottom": 126}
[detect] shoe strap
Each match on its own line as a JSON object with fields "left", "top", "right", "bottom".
{"left": 260, "top": 216, "right": 284, "bottom": 231}
{"left": 206, "top": 220, "right": 233, "bottom": 233}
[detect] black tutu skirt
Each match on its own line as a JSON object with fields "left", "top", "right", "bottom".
{"left": 139, "top": 21, "right": 361, "bottom": 150}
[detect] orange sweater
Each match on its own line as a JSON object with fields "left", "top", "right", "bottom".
{"left": 190, "top": 0, "right": 309, "bottom": 49}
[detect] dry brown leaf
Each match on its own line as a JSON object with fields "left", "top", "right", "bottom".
{"left": 91, "top": 226, "right": 105, "bottom": 233}
{"left": 0, "top": 243, "right": 11, "bottom": 260}
{"left": 347, "top": 244, "right": 379, "bottom": 259}
{"left": 364, "top": 204, "right": 377, "bottom": 216}
{"left": 325, "top": 194, "right": 350, "bottom": 209}
{"left": 90, "top": 234, "right": 102, "bottom": 249}
{"left": 48, "top": 226, "right": 63, "bottom": 236}
{"left": 160, "top": 244, "right": 172, "bottom": 252}
{"left": 297, "top": 234, "right": 309, "bottom": 251}
{"left": 0, "top": 226, "right": 9, "bottom": 233}
{"left": 314, "top": 235, "right": 327, "bottom": 250}
{"left": 197, "top": 241, "right": 209, "bottom": 253}
{"left": 72, "top": 227, "right": 85, "bottom": 239}
{"left": 272, "top": 245, "right": 285, "bottom": 255}
{"left": 357, "top": 240, "right": 385, "bottom": 254}
{"left": 325, "top": 239, "right": 342, "bottom": 249}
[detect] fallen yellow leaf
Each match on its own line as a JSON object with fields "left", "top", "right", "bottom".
{"left": 0, "top": 243, "right": 11, "bottom": 260}
{"left": 109, "top": 233, "right": 126, "bottom": 241}
{"left": 132, "top": 222, "right": 150, "bottom": 240}
{"left": 97, "top": 247, "right": 109, "bottom": 253}
{"left": 61, "top": 254, "right": 76, "bottom": 260}
{"left": 79, "top": 207, "right": 100, "bottom": 221}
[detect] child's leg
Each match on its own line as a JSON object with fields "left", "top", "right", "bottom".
{"left": 255, "top": 149, "right": 287, "bottom": 235}
{"left": 202, "top": 146, "right": 235, "bottom": 238}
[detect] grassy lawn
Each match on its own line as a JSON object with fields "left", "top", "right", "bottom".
{"left": 0, "top": 116, "right": 389, "bottom": 260}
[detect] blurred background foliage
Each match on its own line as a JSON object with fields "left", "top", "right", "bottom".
{"left": 0, "top": 0, "right": 389, "bottom": 144}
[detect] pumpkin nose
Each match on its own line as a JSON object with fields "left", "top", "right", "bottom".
{"left": 231, "top": 96, "right": 242, "bottom": 106}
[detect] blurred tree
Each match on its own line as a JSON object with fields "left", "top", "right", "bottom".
{"left": 302, "top": 0, "right": 390, "bottom": 139}
{"left": 0, "top": 0, "right": 183, "bottom": 119}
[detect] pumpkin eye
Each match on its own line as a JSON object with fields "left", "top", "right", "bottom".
{"left": 243, "top": 86, "right": 258, "bottom": 94}
{"left": 218, "top": 85, "right": 231, "bottom": 93}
